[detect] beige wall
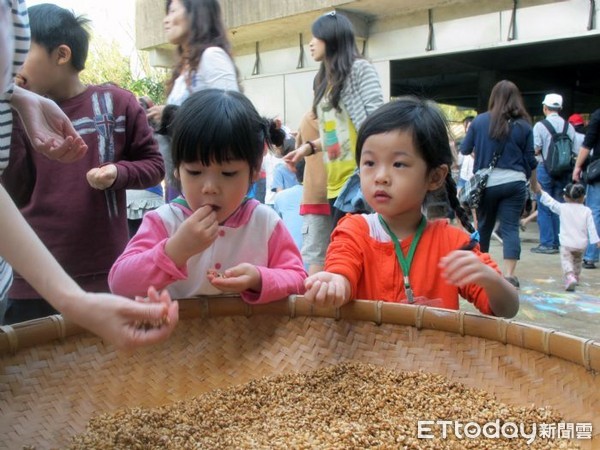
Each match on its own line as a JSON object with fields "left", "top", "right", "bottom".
{"left": 136, "top": 0, "right": 596, "bottom": 127}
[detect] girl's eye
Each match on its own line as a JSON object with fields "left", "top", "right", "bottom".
{"left": 393, "top": 162, "right": 405, "bottom": 168}
{"left": 362, "top": 160, "right": 374, "bottom": 167}
{"left": 222, "top": 171, "right": 238, "bottom": 177}
{"left": 185, "top": 169, "right": 201, "bottom": 176}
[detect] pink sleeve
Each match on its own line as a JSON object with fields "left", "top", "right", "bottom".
{"left": 108, "top": 211, "right": 188, "bottom": 298}
{"left": 241, "top": 221, "right": 307, "bottom": 304}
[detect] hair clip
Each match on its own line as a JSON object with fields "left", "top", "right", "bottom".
{"left": 470, "top": 230, "right": 480, "bottom": 243}
{"left": 324, "top": 10, "right": 336, "bottom": 16}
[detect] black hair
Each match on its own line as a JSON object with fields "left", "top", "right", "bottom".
{"left": 487, "top": 80, "right": 531, "bottom": 140}
{"left": 170, "top": 89, "right": 268, "bottom": 175}
{"left": 295, "top": 159, "right": 306, "bottom": 184}
{"left": 311, "top": 12, "right": 361, "bottom": 115}
{"left": 269, "top": 121, "right": 286, "bottom": 148}
{"left": 165, "top": 0, "right": 240, "bottom": 95}
{"left": 563, "top": 183, "right": 585, "bottom": 201}
{"left": 28, "top": 4, "right": 91, "bottom": 72}
{"left": 356, "top": 96, "right": 477, "bottom": 243}
{"left": 156, "top": 104, "right": 179, "bottom": 137}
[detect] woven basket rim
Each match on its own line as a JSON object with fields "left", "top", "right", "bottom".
{"left": 1, "top": 295, "right": 599, "bottom": 372}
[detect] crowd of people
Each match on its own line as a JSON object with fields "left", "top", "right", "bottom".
{"left": 1, "top": 0, "right": 599, "bottom": 349}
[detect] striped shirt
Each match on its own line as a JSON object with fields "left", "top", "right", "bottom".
{"left": 0, "top": 0, "right": 29, "bottom": 305}
{"left": 1, "top": 0, "right": 29, "bottom": 173}
{"left": 339, "top": 58, "right": 384, "bottom": 131}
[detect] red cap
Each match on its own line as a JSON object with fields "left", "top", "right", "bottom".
{"left": 568, "top": 113, "right": 584, "bottom": 126}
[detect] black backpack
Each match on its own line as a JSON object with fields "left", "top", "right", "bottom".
{"left": 541, "top": 119, "right": 574, "bottom": 178}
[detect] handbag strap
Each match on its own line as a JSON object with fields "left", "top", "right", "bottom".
{"left": 487, "top": 121, "right": 513, "bottom": 170}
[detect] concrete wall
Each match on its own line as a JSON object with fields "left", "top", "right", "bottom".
{"left": 136, "top": 0, "right": 598, "bottom": 130}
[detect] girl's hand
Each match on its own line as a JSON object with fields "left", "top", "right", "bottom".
{"left": 304, "top": 272, "right": 351, "bottom": 308}
{"left": 439, "top": 250, "right": 500, "bottom": 289}
{"left": 207, "top": 263, "right": 261, "bottom": 293}
{"left": 165, "top": 205, "right": 219, "bottom": 266}
{"left": 86, "top": 164, "right": 118, "bottom": 190}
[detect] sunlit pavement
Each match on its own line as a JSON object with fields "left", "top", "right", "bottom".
{"left": 460, "top": 221, "right": 600, "bottom": 341}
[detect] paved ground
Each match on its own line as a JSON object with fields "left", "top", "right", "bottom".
{"left": 459, "top": 221, "right": 600, "bottom": 341}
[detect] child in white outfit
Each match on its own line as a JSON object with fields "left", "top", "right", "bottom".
{"left": 534, "top": 183, "right": 600, "bottom": 291}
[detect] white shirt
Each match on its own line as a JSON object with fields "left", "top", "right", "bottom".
{"left": 539, "top": 191, "right": 600, "bottom": 249}
{"left": 166, "top": 47, "right": 239, "bottom": 106}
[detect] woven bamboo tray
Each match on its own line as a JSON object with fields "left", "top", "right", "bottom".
{"left": 1, "top": 296, "right": 599, "bottom": 449}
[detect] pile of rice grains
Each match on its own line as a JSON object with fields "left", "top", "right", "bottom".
{"left": 70, "top": 362, "right": 577, "bottom": 449}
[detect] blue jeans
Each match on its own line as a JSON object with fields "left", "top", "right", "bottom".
{"left": 536, "top": 164, "right": 568, "bottom": 248}
{"left": 477, "top": 180, "right": 527, "bottom": 259}
{"left": 584, "top": 182, "right": 600, "bottom": 262}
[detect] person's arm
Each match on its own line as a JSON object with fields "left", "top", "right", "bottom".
{"left": 459, "top": 120, "right": 475, "bottom": 155}
{"left": 283, "top": 138, "right": 322, "bottom": 165}
{"left": 538, "top": 190, "right": 562, "bottom": 215}
{"left": 532, "top": 122, "right": 544, "bottom": 156}
{"left": 0, "top": 1, "right": 12, "bottom": 92}
{"left": 352, "top": 60, "right": 384, "bottom": 119}
{"left": 304, "top": 271, "right": 352, "bottom": 307}
{"left": 440, "top": 249, "right": 519, "bottom": 318}
{"left": 241, "top": 221, "right": 307, "bottom": 304}
{"left": 10, "top": 85, "right": 88, "bottom": 162}
{"left": 109, "top": 211, "right": 196, "bottom": 298}
{"left": 0, "top": 184, "right": 178, "bottom": 349}
{"left": 573, "top": 147, "right": 591, "bottom": 182}
{"left": 88, "top": 93, "right": 165, "bottom": 190}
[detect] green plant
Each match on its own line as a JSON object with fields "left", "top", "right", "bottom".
{"left": 81, "top": 34, "right": 168, "bottom": 104}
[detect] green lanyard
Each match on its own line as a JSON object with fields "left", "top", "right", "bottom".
{"left": 378, "top": 214, "right": 427, "bottom": 304}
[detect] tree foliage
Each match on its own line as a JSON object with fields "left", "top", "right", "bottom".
{"left": 80, "top": 35, "right": 168, "bottom": 104}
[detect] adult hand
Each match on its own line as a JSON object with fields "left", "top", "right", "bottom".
{"left": 165, "top": 205, "right": 219, "bottom": 266}
{"left": 572, "top": 166, "right": 583, "bottom": 183}
{"left": 282, "top": 143, "right": 312, "bottom": 166}
{"left": 86, "top": 164, "right": 118, "bottom": 190}
{"left": 207, "top": 263, "right": 261, "bottom": 293}
{"left": 10, "top": 85, "right": 88, "bottom": 162}
{"left": 304, "top": 271, "right": 351, "bottom": 308}
{"left": 68, "top": 286, "right": 179, "bottom": 351}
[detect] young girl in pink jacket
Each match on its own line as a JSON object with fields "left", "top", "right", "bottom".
{"left": 110, "top": 89, "right": 307, "bottom": 303}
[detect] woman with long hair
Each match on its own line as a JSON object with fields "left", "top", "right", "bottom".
{"left": 460, "top": 80, "right": 538, "bottom": 288}
{"left": 145, "top": 0, "right": 240, "bottom": 201}
{"left": 147, "top": 0, "right": 239, "bottom": 123}
{"left": 284, "top": 11, "right": 384, "bottom": 269}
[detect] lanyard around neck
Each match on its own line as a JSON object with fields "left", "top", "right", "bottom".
{"left": 378, "top": 214, "right": 427, "bottom": 304}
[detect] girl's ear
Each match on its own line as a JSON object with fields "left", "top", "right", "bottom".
{"left": 173, "top": 167, "right": 180, "bottom": 180}
{"left": 427, "top": 165, "right": 449, "bottom": 191}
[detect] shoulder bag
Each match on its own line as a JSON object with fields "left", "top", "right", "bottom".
{"left": 459, "top": 123, "right": 511, "bottom": 210}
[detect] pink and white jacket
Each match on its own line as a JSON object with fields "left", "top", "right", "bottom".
{"left": 109, "top": 199, "right": 306, "bottom": 303}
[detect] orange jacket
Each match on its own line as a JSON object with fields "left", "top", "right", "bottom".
{"left": 325, "top": 214, "right": 497, "bottom": 315}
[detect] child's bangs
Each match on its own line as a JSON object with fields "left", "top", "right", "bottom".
{"left": 179, "top": 107, "right": 259, "bottom": 167}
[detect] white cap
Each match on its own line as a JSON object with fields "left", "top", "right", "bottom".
{"left": 542, "top": 93, "right": 563, "bottom": 109}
